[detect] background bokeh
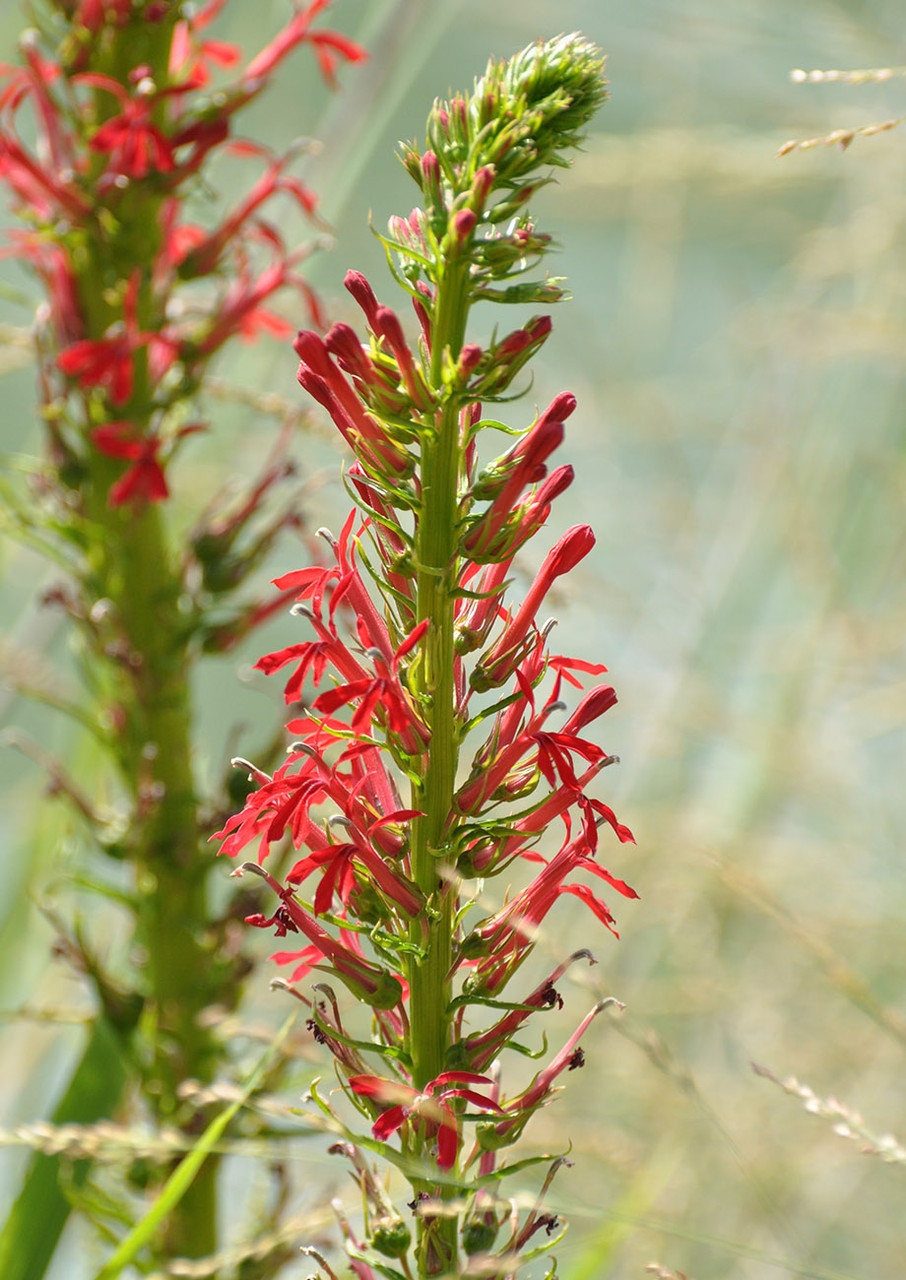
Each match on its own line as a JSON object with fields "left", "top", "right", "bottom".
{"left": 2, "top": 2, "right": 906, "bottom": 1277}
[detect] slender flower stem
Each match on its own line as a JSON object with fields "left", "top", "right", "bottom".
{"left": 406, "top": 260, "right": 471, "bottom": 1274}
{"left": 69, "top": 53, "right": 221, "bottom": 1267}
{"left": 97, "top": 501, "right": 217, "bottom": 1258}
{"left": 409, "top": 260, "right": 470, "bottom": 1060}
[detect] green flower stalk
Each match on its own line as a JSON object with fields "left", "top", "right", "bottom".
{"left": 0, "top": 1, "right": 364, "bottom": 1274}
{"left": 218, "top": 34, "right": 636, "bottom": 1280}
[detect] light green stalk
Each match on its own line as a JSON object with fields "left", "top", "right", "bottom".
{"left": 68, "top": 15, "right": 221, "bottom": 1261}
{"left": 407, "top": 260, "right": 472, "bottom": 1273}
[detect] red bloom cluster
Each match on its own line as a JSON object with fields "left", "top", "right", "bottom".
{"left": 0, "top": 0, "right": 365, "bottom": 507}
{"left": 349, "top": 1072, "right": 501, "bottom": 1170}
{"left": 214, "top": 35, "right": 627, "bottom": 1276}
{"left": 214, "top": 273, "right": 636, "bottom": 1179}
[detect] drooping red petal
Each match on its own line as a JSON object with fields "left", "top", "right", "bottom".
{"left": 372, "top": 1104, "right": 407, "bottom": 1143}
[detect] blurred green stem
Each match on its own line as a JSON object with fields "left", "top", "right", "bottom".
{"left": 67, "top": 13, "right": 221, "bottom": 1263}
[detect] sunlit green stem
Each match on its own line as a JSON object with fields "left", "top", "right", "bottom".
{"left": 408, "top": 259, "right": 471, "bottom": 1275}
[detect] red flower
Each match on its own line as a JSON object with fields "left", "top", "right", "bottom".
{"left": 294, "top": 328, "right": 410, "bottom": 477}
{"left": 476, "top": 524, "right": 597, "bottom": 685}
{"left": 170, "top": 0, "right": 241, "bottom": 87}
{"left": 72, "top": 70, "right": 180, "bottom": 179}
{"left": 91, "top": 96, "right": 175, "bottom": 179}
{"left": 492, "top": 1000, "right": 618, "bottom": 1142}
{"left": 456, "top": 653, "right": 617, "bottom": 817}
{"left": 464, "top": 951, "right": 595, "bottom": 1073}
{"left": 311, "top": 619, "right": 428, "bottom": 738}
{"left": 269, "top": 942, "right": 323, "bottom": 984}
{"left": 59, "top": 335, "right": 134, "bottom": 405}
{"left": 195, "top": 253, "right": 315, "bottom": 357}
{"left": 469, "top": 825, "right": 637, "bottom": 993}
{"left": 348, "top": 1071, "right": 501, "bottom": 1170}
{"left": 0, "top": 115, "right": 87, "bottom": 221}
{"left": 92, "top": 418, "right": 203, "bottom": 507}
{"left": 92, "top": 423, "right": 168, "bottom": 507}
{"left": 57, "top": 273, "right": 178, "bottom": 406}
{"left": 237, "top": 861, "right": 403, "bottom": 1009}
{"left": 176, "top": 149, "right": 319, "bottom": 278}
{"left": 237, "top": 305, "right": 293, "bottom": 341}
{"left": 254, "top": 616, "right": 365, "bottom": 706}
{"left": 243, "top": 0, "right": 367, "bottom": 87}
{"left": 285, "top": 830, "right": 422, "bottom": 918}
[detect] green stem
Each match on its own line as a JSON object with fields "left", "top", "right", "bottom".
{"left": 100, "top": 498, "right": 219, "bottom": 1260}
{"left": 68, "top": 11, "right": 222, "bottom": 1264}
{"left": 408, "top": 259, "right": 470, "bottom": 1276}
{"left": 79, "top": 411, "right": 221, "bottom": 1264}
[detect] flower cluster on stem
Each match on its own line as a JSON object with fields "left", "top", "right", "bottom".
{"left": 216, "top": 34, "right": 635, "bottom": 1280}
{"left": 0, "top": 1, "right": 365, "bottom": 1272}
{"left": 2, "top": 0, "right": 362, "bottom": 517}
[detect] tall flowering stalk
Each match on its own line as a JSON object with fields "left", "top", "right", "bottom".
{"left": 218, "top": 36, "right": 636, "bottom": 1279}
{"left": 0, "top": 1, "right": 364, "bottom": 1275}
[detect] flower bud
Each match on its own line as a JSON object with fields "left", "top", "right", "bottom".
{"left": 468, "top": 164, "right": 496, "bottom": 215}
{"left": 371, "top": 1217, "right": 412, "bottom": 1259}
{"left": 344, "top": 268, "right": 382, "bottom": 329}
{"left": 420, "top": 149, "right": 444, "bottom": 212}
{"left": 462, "top": 1219, "right": 499, "bottom": 1254}
{"left": 447, "top": 208, "right": 476, "bottom": 255}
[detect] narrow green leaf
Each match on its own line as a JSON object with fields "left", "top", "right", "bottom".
{"left": 0, "top": 1016, "right": 131, "bottom": 1280}
{"left": 92, "top": 1012, "right": 296, "bottom": 1280}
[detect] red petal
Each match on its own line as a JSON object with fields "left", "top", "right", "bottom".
{"left": 254, "top": 644, "right": 307, "bottom": 675}
{"left": 372, "top": 1105, "right": 407, "bottom": 1143}
{"left": 559, "top": 883, "right": 619, "bottom": 936}
{"left": 347, "top": 1074, "right": 385, "bottom": 1097}
{"left": 394, "top": 617, "right": 429, "bottom": 663}
{"left": 435, "top": 1113, "right": 459, "bottom": 1169}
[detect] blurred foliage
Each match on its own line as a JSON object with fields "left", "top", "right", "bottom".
{"left": 2, "top": 1, "right": 906, "bottom": 1278}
